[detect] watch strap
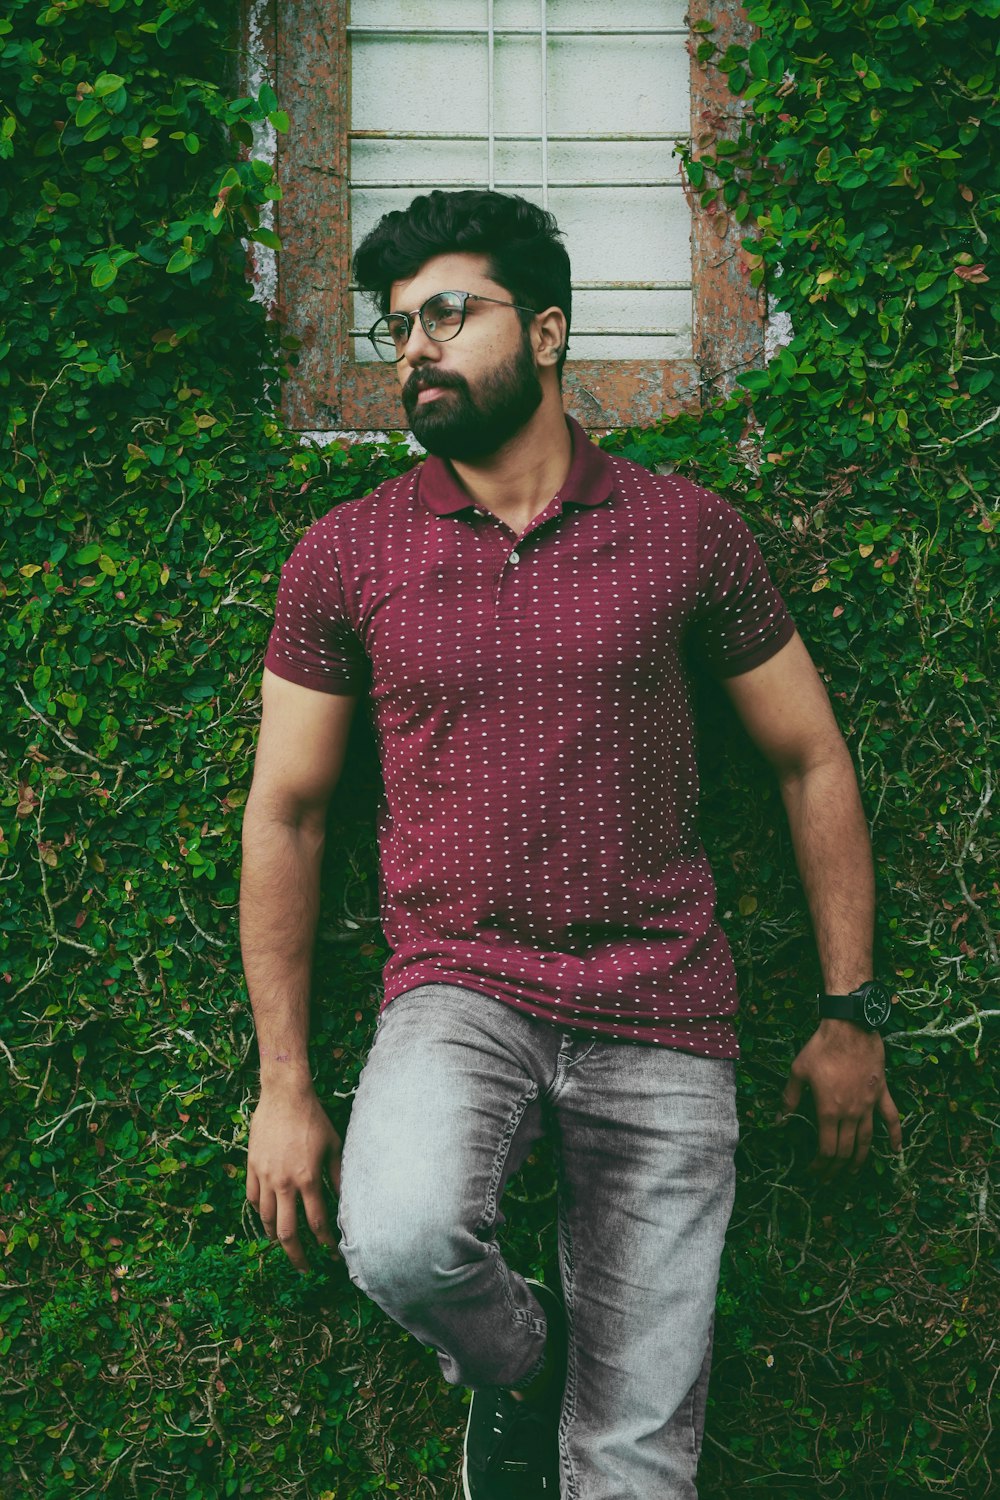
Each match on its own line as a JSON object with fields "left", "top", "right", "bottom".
{"left": 818, "top": 992, "right": 857, "bottom": 1020}
{"left": 818, "top": 981, "right": 892, "bottom": 1031}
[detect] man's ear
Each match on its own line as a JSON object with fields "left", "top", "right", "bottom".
{"left": 532, "top": 306, "right": 568, "bottom": 366}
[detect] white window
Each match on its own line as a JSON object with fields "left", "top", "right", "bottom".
{"left": 258, "top": 0, "right": 760, "bottom": 431}
{"left": 349, "top": 1, "right": 693, "bottom": 363}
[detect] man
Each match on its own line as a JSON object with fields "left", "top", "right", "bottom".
{"left": 242, "top": 189, "right": 902, "bottom": 1499}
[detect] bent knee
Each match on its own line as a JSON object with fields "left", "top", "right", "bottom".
{"left": 338, "top": 1185, "right": 488, "bottom": 1313}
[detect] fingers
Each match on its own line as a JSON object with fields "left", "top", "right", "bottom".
{"left": 878, "top": 1086, "right": 904, "bottom": 1153}
{"left": 812, "top": 1114, "right": 842, "bottom": 1167}
{"left": 254, "top": 1185, "right": 278, "bottom": 1245}
{"left": 246, "top": 1097, "right": 344, "bottom": 1271}
{"left": 252, "top": 1185, "right": 313, "bottom": 1273}
{"left": 779, "top": 1030, "right": 904, "bottom": 1181}
{"left": 247, "top": 1177, "right": 340, "bottom": 1272}
{"left": 328, "top": 1138, "right": 343, "bottom": 1197}
{"left": 849, "top": 1117, "right": 874, "bottom": 1174}
{"left": 777, "top": 1070, "right": 803, "bottom": 1124}
{"left": 275, "top": 1191, "right": 310, "bottom": 1274}
{"left": 812, "top": 1101, "right": 901, "bottom": 1179}
{"left": 301, "top": 1181, "right": 340, "bottom": 1258}
{"left": 812, "top": 1082, "right": 903, "bottom": 1178}
{"left": 811, "top": 1114, "right": 859, "bottom": 1180}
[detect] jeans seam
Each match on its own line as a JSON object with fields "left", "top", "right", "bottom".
{"left": 545, "top": 1035, "right": 597, "bottom": 1110}
{"left": 561, "top": 1039, "right": 597, "bottom": 1069}
{"left": 684, "top": 1381, "right": 697, "bottom": 1463}
{"left": 557, "top": 1174, "right": 579, "bottom": 1500}
{"left": 479, "top": 1079, "right": 543, "bottom": 1333}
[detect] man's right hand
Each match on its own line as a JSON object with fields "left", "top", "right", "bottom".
{"left": 246, "top": 1083, "right": 343, "bottom": 1273}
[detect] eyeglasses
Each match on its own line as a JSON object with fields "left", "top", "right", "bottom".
{"left": 367, "top": 290, "right": 537, "bottom": 363}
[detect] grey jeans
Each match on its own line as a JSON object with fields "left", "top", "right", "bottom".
{"left": 337, "top": 984, "right": 738, "bottom": 1500}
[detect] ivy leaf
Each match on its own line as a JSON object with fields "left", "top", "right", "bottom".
{"left": 93, "top": 73, "right": 126, "bottom": 99}
{"left": 251, "top": 228, "right": 282, "bottom": 252}
{"left": 748, "top": 41, "right": 771, "bottom": 79}
{"left": 91, "top": 258, "right": 117, "bottom": 290}
{"left": 74, "top": 100, "right": 102, "bottom": 128}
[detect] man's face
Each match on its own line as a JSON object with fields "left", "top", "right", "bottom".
{"left": 389, "top": 253, "right": 543, "bottom": 462}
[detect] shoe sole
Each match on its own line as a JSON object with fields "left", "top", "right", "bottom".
{"left": 461, "top": 1276, "right": 562, "bottom": 1499}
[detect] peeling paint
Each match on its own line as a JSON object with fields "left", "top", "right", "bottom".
{"left": 243, "top": 0, "right": 279, "bottom": 313}
{"left": 299, "top": 429, "right": 424, "bottom": 452}
{"left": 765, "top": 296, "right": 794, "bottom": 361}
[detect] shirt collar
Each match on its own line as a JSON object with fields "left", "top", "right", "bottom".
{"left": 416, "top": 415, "right": 616, "bottom": 517}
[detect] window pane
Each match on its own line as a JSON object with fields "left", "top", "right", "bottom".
{"left": 351, "top": 36, "right": 487, "bottom": 137}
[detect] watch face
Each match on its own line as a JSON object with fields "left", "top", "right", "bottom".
{"left": 861, "top": 982, "right": 892, "bottom": 1029}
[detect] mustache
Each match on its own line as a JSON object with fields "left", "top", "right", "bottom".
{"left": 402, "top": 369, "right": 469, "bottom": 407}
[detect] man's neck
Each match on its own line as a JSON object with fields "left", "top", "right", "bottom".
{"left": 448, "top": 398, "right": 573, "bottom": 536}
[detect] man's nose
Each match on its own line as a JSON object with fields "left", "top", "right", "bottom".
{"left": 401, "top": 316, "right": 442, "bottom": 367}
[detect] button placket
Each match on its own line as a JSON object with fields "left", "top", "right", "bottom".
{"left": 494, "top": 538, "right": 528, "bottom": 609}
{"left": 469, "top": 514, "right": 511, "bottom": 613}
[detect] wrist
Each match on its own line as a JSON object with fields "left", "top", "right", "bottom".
{"left": 820, "top": 960, "right": 873, "bottom": 994}
{"left": 818, "top": 1016, "right": 876, "bottom": 1039}
{"left": 258, "top": 1051, "right": 315, "bottom": 1092}
{"left": 818, "top": 979, "right": 892, "bottom": 1031}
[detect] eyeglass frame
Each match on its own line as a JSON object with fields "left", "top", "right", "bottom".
{"left": 367, "top": 290, "right": 538, "bottom": 363}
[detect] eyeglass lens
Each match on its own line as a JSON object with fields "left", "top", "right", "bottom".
{"left": 372, "top": 292, "right": 468, "bottom": 360}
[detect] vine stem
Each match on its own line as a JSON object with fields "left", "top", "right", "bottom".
{"left": 0, "top": 1034, "right": 30, "bottom": 1084}
{"left": 918, "top": 403, "right": 1000, "bottom": 450}
{"left": 15, "top": 681, "right": 124, "bottom": 779}
{"left": 178, "top": 888, "right": 226, "bottom": 949}
{"left": 32, "top": 1096, "right": 130, "bottom": 1148}
{"left": 886, "top": 1009, "right": 1000, "bottom": 1054}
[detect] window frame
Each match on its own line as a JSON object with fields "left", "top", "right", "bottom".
{"left": 246, "top": 0, "right": 762, "bottom": 433}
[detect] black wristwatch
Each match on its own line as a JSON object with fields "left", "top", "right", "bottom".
{"left": 818, "top": 980, "right": 892, "bottom": 1031}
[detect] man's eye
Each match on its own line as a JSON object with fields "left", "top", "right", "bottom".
{"left": 385, "top": 317, "right": 409, "bottom": 345}
{"left": 425, "top": 300, "right": 463, "bottom": 329}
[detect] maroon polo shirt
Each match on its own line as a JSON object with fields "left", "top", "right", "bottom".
{"left": 264, "top": 417, "right": 796, "bottom": 1056}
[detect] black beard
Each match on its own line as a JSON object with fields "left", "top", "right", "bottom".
{"left": 402, "top": 336, "right": 543, "bottom": 462}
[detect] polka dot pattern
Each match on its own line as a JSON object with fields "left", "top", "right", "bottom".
{"left": 265, "top": 418, "right": 796, "bottom": 1058}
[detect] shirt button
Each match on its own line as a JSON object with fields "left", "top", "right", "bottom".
{"left": 509, "top": 551, "right": 520, "bottom": 564}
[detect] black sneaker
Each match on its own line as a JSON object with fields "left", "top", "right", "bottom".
{"left": 461, "top": 1277, "right": 566, "bottom": 1499}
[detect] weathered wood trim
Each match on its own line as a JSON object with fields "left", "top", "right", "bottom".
{"left": 276, "top": 0, "right": 349, "bottom": 430}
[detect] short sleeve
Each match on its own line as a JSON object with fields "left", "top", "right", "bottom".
{"left": 689, "top": 488, "right": 796, "bottom": 677}
{"left": 263, "top": 523, "right": 368, "bottom": 694}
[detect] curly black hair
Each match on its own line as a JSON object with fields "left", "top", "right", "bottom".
{"left": 353, "top": 189, "right": 572, "bottom": 377}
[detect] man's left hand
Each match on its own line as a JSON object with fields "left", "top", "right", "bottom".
{"left": 779, "top": 1019, "right": 903, "bottom": 1179}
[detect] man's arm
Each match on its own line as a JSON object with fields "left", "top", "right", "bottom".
{"left": 241, "top": 668, "right": 358, "bottom": 1268}
{"left": 721, "top": 632, "right": 903, "bottom": 1175}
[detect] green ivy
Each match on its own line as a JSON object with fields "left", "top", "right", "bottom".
{"left": 2, "top": 0, "right": 997, "bottom": 1496}
{"left": 604, "top": 14, "right": 998, "bottom": 1488}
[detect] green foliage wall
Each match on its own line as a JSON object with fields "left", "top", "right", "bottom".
{"left": 1, "top": 1, "right": 996, "bottom": 1496}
